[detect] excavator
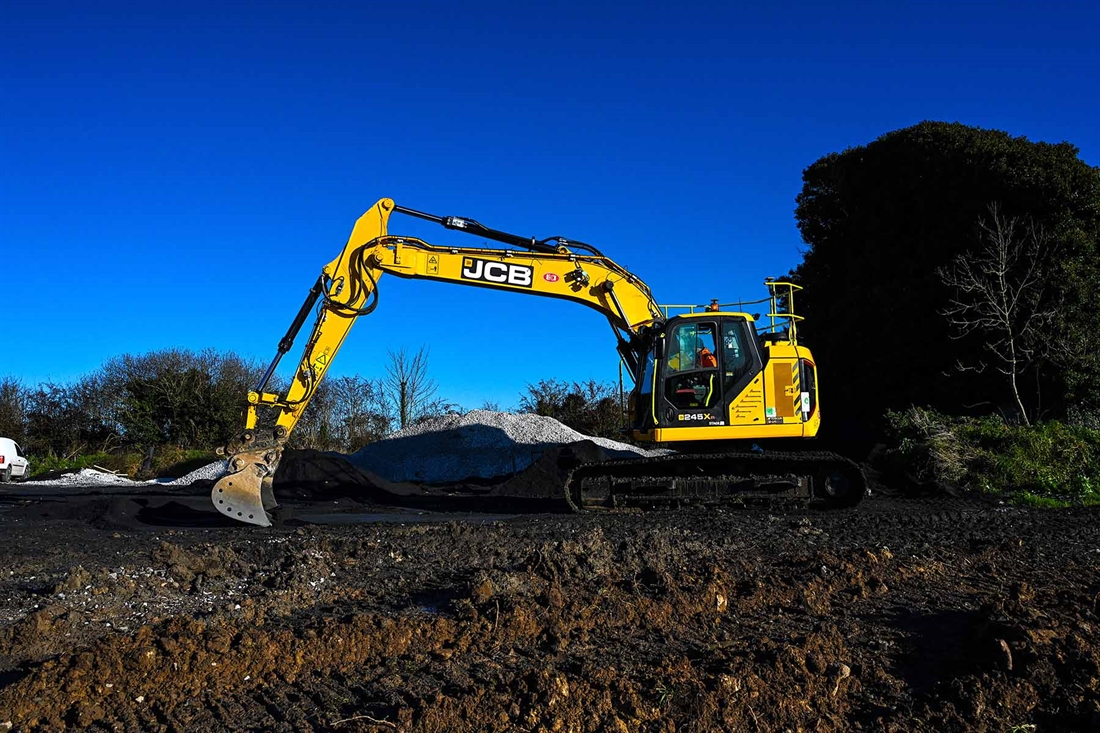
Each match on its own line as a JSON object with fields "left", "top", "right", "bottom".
{"left": 212, "top": 198, "right": 865, "bottom": 526}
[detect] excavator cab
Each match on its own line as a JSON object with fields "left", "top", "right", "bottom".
{"left": 629, "top": 300, "right": 819, "bottom": 446}
{"left": 631, "top": 314, "right": 763, "bottom": 434}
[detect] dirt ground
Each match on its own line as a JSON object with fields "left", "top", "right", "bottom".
{"left": 0, "top": 465, "right": 1098, "bottom": 732}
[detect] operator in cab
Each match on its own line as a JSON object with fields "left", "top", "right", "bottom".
{"left": 667, "top": 326, "right": 718, "bottom": 371}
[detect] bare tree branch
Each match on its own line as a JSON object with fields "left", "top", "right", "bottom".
{"left": 383, "top": 347, "right": 442, "bottom": 430}
{"left": 936, "top": 203, "right": 1061, "bottom": 425}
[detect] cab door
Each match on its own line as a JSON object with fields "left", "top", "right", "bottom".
{"left": 720, "top": 318, "right": 766, "bottom": 426}
{"left": 656, "top": 320, "right": 723, "bottom": 427}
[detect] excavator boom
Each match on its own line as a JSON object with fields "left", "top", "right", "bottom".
{"left": 214, "top": 198, "right": 665, "bottom": 525}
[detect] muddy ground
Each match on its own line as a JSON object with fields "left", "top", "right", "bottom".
{"left": 0, "top": 466, "right": 1098, "bottom": 731}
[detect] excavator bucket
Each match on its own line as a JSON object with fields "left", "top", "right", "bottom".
{"left": 211, "top": 431, "right": 284, "bottom": 527}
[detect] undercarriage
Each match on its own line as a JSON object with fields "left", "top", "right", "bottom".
{"left": 565, "top": 450, "right": 866, "bottom": 511}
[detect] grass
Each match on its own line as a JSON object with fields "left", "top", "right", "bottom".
{"left": 1009, "top": 491, "right": 1070, "bottom": 509}
{"left": 30, "top": 451, "right": 135, "bottom": 478}
{"left": 884, "top": 407, "right": 1100, "bottom": 506}
{"left": 654, "top": 681, "right": 676, "bottom": 708}
{"left": 1012, "top": 490, "right": 1100, "bottom": 509}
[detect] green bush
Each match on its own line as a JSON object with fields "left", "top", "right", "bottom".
{"left": 884, "top": 407, "right": 1100, "bottom": 506}
{"left": 520, "top": 379, "right": 625, "bottom": 440}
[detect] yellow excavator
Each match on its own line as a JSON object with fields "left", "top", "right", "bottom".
{"left": 212, "top": 198, "right": 865, "bottom": 526}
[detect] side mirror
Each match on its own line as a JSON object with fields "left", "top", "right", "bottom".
{"left": 655, "top": 336, "right": 666, "bottom": 361}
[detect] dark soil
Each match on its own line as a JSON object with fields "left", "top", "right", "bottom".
{"left": 0, "top": 472, "right": 1098, "bottom": 731}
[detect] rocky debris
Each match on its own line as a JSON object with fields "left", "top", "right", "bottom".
{"left": 24, "top": 460, "right": 229, "bottom": 489}
{"left": 996, "top": 638, "right": 1014, "bottom": 671}
{"left": 348, "top": 410, "right": 667, "bottom": 484}
{"left": 32, "top": 468, "right": 138, "bottom": 486}
{"left": 165, "top": 460, "right": 228, "bottom": 485}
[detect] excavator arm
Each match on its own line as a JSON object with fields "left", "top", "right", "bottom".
{"left": 212, "top": 198, "right": 665, "bottom": 526}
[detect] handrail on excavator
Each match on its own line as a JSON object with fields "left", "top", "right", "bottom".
{"left": 658, "top": 280, "right": 804, "bottom": 341}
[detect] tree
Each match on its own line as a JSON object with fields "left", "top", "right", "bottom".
{"left": 938, "top": 205, "right": 1060, "bottom": 424}
{"left": 792, "top": 121, "right": 1100, "bottom": 429}
{"left": 382, "top": 347, "right": 452, "bottom": 431}
{"left": 292, "top": 374, "right": 392, "bottom": 451}
{"left": 520, "top": 378, "right": 572, "bottom": 418}
{"left": 332, "top": 375, "right": 391, "bottom": 449}
{"left": 24, "top": 374, "right": 121, "bottom": 457}
{"left": 102, "top": 349, "right": 263, "bottom": 450}
{"left": 208, "top": 352, "right": 267, "bottom": 441}
{"left": 520, "top": 378, "right": 622, "bottom": 438}
{"left": 289, "top": 378, "right": 340, "bottom": 451}
{"left": 0, "top": 377, "right": 27, "bottom": 444}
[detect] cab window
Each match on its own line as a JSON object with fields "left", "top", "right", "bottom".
{"left": 664, "top": 322, "right": 720, "bottom": 411}
{"left": 721, "top": 321, "right": 753, "bottom": 390}
{"left": 638, "top": 349, "right": 656, "bottom": 401}
{"left": 667, "top": 322, "right": 718, "bottom": 372}
{"left": 633, "top": 348, "right": 657, "bottom": 428}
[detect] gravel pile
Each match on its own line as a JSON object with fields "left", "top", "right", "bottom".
{"left": 27, "top": 461, "right": 228, "bottom": 487}
{"left": 32, "top": 469, "right": 140, "bottom": 486}
{"left": 164, "top": 461, "right": 228, "bottom": 485}
{"left": 348, "top": 410, "right": 666, "bottom": 484}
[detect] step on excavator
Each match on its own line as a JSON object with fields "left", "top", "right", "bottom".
{"left": 213, "top": 199, "right": 865, "bottom": 526}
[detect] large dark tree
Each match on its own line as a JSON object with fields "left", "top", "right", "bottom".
{"left": 792, "top": 121, "right": 1100, "bottom": 431}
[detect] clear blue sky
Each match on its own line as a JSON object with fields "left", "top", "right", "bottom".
{"left": 2, "top": 0, "right": 1097, "bottom": 410}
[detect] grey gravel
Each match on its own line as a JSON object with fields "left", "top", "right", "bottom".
{"left": 28, "top": 461, "right": 228, "bottom": 487}
{"left": 29, "top": 468, "right": 140, "bottom": 486}
{"left": 348, "top": 409, "right": 668, "bottom": 484}
{"left": 164, "top": 460, "right": 229, "bottom": 485}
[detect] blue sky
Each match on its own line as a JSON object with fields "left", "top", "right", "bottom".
{"left": 1, "top": 0, "right": 1097, "bottom": 410}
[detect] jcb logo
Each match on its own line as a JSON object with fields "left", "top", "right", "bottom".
{"left": 461, "top": 257, "right": 534, "bottom": 288}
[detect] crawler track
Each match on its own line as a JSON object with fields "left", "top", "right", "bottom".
{"left": 565, "top": 450, "right": 867, "bottom": 510}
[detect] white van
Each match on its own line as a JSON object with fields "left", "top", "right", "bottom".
{"left": 0, "top": 437, "right": 30, "bottom": 482}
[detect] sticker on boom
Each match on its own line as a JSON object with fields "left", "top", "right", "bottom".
{"left": 461, "top": 257, "right": 534, "bottom": 288}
